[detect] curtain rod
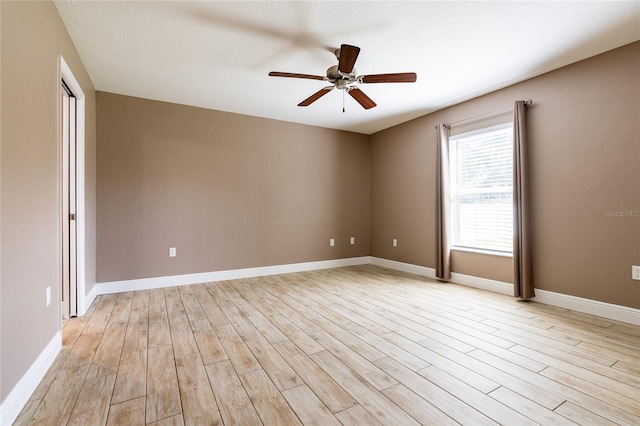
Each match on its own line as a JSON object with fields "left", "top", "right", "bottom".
{"left": 443, "top": 99, "right": 533, "bottom": 129}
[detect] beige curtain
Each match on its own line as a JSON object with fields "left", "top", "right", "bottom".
{"left": 436, "top": 124, "right": 451, "bottom": 280}
{"left": 513, "top": 101, "right": 534, "bottom": 299}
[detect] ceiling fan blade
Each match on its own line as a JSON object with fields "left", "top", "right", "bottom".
{"left": 348, "top": 87, "right": 376, "bottom": 110}
{"left": 361, "top": 73, "right": 417, "bottom": 83}
{"left": 269, "top": 71, "right": 325, "bottom": 81}
{"left": 338, "top": 44, "right": 360, "bottom": 74}
{"left": 298, "top": 87, "right": 334, "bottom": 107}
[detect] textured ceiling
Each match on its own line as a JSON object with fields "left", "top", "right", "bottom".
{"left": 54, "top": 1, "right": 640, "bottom": 135}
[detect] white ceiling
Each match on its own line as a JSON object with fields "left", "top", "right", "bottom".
{"left": 54, "top": 1, "right": 639, "bottom": 135}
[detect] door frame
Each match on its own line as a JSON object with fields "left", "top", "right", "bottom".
{"left": 58, "top": 55, "right": 86, "bottom": 316}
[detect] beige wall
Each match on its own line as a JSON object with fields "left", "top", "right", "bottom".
{"left": 96, "top": 93, "right": 370, "bottom": 283}
{"left": 371, "top": 42, "right": 640, "bottom": 308}
{"left": 1, "top": 0, "right": 96, "bottom": 403}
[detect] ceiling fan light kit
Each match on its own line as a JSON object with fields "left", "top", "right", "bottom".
{"left": 269, "top": 44, "right": 417, "bottom": 111}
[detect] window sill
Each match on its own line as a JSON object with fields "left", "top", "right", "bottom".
{"left": 451, "top": 247, "right": 513, "bottom": 258}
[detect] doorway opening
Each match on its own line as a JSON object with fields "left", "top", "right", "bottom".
{"left": 61, "top": 80, "right": 77, "bottom": 320}
{"left": 59, "top": 55, "right": 86, "bottom": 322}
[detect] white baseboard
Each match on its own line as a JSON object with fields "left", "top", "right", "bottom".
{"left": 531, "top": 289, "right": 640, "bottom": 326}
{"left": 0, "top": 332, "right": 61, "bottom": 425}
{"left": 96, "top": 257, "right": 371, "bottom": 295}
{"left": 97, "top": 255, "right": 640, "bottom": 325}
{"left": 369, "top": 257, "right": 437, "bottom": 278}
{"left": 368, "top": 257, "right": 513, "bottom": 296}
{"left": 82, "top": 284, "right": 97, "bottom": 316}
{"left": 450, "top": 272, "right": 513, "bottom": 296}
{"left": 370, "top": 257, "right": 639, "bottom": 326}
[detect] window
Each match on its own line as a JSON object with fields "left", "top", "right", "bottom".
{"left": 449, "top": 124, "right": 513, "bottom": 254}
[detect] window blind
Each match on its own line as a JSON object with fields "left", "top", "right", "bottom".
{"left": 450, "top": 125, "right": 513, "bottom": 253}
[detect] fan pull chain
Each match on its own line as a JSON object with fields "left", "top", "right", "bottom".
{"left": 343, "top": 89, "right": 346, "bottom": 113}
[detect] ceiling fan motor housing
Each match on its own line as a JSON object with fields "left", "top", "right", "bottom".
{"left": 327, "top": 65, "right": 357, "bottom": 89}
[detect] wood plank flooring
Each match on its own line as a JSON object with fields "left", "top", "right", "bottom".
{"left": 14, "top": 265, "right": 640, "bottom": 425}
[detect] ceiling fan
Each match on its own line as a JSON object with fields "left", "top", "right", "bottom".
{"left": 268, "top": 44, "right": 417, "bottom": 111}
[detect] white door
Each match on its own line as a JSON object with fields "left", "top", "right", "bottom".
{"left": 61, "top": 81, "right": 77, "bottom": 319}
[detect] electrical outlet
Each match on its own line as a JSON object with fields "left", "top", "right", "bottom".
{"left": 46, "top": 287, "right": 51, "bottom": 306}
{"left": 329, "top": 239, "right": 335, "bottom": 247}
{"left": 393, "top": 238, "right": 398, "bottom": 247}
{"left": 350, "top": 237, "right": 355, "bottom": 245}
{"left": 169, "top": 247, "right": 176, "bottom": 257}
{"left": 633, "top": 265, "right": 640, "bottom": 281}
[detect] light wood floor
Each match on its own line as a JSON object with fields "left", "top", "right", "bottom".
{"left": 15, "top": 265, "right": 640, "bottom": 425}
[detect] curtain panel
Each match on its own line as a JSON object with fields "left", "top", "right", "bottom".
{"left": 435, "top": 124, "right": 451, "bottom": 280}
{"left": 513, "top": 100, "right": 534, "bottom": 299}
